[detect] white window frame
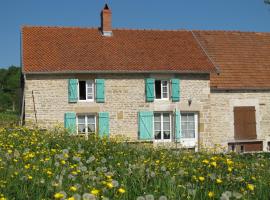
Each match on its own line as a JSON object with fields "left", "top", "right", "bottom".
{"left": 78, "top": 80, "right": 95, "bottom": 102}
{"left": 153, "top": 112, "right": 172, "bottom": 142}
{"left": 155, "top": 80, "right": 169, "bottom": 100}
{"left": 76, "top": 114, "right": 96, "bottom": 138}
{"left": 180, "top": 112, "right": 198, "bottom": 150}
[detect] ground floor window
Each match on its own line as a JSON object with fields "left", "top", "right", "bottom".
{"left": 77, "top": 114, "right": 96, "bottom": 135}
{"left": 154, "top": 112, "right": 171, "bottom": 141}
{"left": 180, "top": 112, "right": 198, "bottom": 148}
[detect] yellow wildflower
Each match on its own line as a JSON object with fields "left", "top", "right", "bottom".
{"left": 216, "top": 178, "right": 222, "bottom": 184}
{"left": 106, "top": 182, "right": 113, "bottom": 189}
{"left": 47, "top": 170, "right": 53, "bottom": 176}
{"left": 24, "top": 164, "right": 30, "bottom": 169}
{"left": 54, "top": 192, "right": 64, "bottom": 199}
{"left": 199, "top": 176, "right": 205, "bottom": 182}
{"left": 69, "top": 186, "right": 77, "bottom": 192}
{"left": 61, "top": 160, "right": 66, "bottom": 165}
{"left": 208, "top": 191, "right": 214, "bottom": 198}
{"left": 211, "top": 162, "right": 217, "bottom": 167}
{"left": 91, "top": 188, "right": 100, "bottom": 195}
{"left": 202, "top": 159, "right": 209, "bottom": 164}
{"left": 0, "top": 197, "right": 6, "bottom": 200}
{"left": 228, "top": 167, "right": 233, "bottom": 172}
{"left": 27, "top": 175, "right": 33, "bottom": 180}
{"left": 7, "top": 149, "right": 12, "bottom": 154}
{"left": 118, "top": 188, "right": 126, "bottom": 193}
{"left": 247, "top": 184, "right": 255, "bottom": 191}
{"left": 67, "top": 197, "right": 75, "bottom": 200}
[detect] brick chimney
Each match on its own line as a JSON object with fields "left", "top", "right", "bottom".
{"left": 100, "top": 4, "right": 112, "bottom": 36}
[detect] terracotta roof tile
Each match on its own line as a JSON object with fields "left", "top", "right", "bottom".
{"left": 194, "top": 31, "right": 270, "bottom": 90}
{"left": 22, "top": 26, "right": 215, "bottom": 73}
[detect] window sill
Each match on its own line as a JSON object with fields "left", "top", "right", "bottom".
{"left": 78, "top": 100, "right": 95, "bottom": 103}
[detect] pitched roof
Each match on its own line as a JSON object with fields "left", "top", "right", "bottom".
{"left": 22, "top": 26, "right": 216, "bottom": 74}
{"left": 194, "top": 31, "right": 270, "bottom": 90}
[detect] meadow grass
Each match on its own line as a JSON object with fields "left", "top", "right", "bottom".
{"left": 0, "top": 127, "right": 269, "bottom": 200}
{"left": 0, "top": 112, "right": 19, "bottom": 127}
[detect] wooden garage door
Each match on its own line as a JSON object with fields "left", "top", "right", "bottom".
{"left": 234, "top": 106, "right": 257, "bottom": 140}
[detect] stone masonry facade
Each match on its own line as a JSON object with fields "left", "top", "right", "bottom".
{"left": 210, "top": 91, "right": 270, "bottom": 151}
{"left": 24, "top": 73, "right": 211, "bottom": 146}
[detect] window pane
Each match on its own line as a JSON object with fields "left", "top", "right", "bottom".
{"left": 181, "top": 122, "right": 187, "bottom": 132}
{"left": 86, "top": 81, "right": 94, "bottom": 100}
{"left": 78, "top": 116, "right": 85, "bottom": 124}
{"left": 163, "top": 113, "right": 170, "bottom": 122}
{"left": 181, "top": 114, "right": 187, "bottom": 122}
{"left": 163, "top": 122, "right": 170, "bottom": 131}
{"left": 87, "top": 115, "right": 95, "bottom": 124}
{"left": 162, "top": 81, "right": 168, "bottom": 86}
{"left": 78, "top": 124, "right": 86, "bottom": 133}
{"left": 154, "top": 113, "right": 161, "bottom": 122}
{"left": 155, "top": 80, "right": 161, "bottom": 99}
{"left": 155, "top": 131, "right": 161, "bottom": 139}
{"left": 154, "top": 122, "right": 161, "bottom": 131}
{"left": 79, "top": 81, "right": 86, "bottom": 100}
{"left": 188, "top": 122, "right": 195, "bottom": 130}
{"left": 163, "top": 92, "right": 168, "bottom": 98}
{"left": 88, "top": 124, "right": 95, "bottom": 133}
{"left": 185, "top": 130, "right": 195, "bottom": 138}
{"left": 163, "top": 131, "right": 171, "bottom": 139}
{"left": 188, "top": 114, "right": 194, "bottom": 122}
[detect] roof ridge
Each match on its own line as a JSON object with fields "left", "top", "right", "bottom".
{"left": 193, "top": 29, "right": 270, "bottom": 34}
{"left": 21, "top": 25, "right": 270, "bottom": 34}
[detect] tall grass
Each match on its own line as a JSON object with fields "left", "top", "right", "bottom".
{"left": 0, "top": 127, "right": 269, "bottom": 199}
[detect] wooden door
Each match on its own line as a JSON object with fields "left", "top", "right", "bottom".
{"left": 234, "top": 106, "right": 256, "bottom": 140}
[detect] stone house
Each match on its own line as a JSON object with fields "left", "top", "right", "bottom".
{"left": 21, "top": 4, "right": 270, "bottom": 152}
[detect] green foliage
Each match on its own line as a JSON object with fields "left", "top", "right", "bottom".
{"left": 0, "top": 112, "right": 19, "bottom": 127}
{"left": 0, "top": 128, "right": 270, "bottom": 199}
{"left": 0, "top": 66, "right": 21, "bottom": 112}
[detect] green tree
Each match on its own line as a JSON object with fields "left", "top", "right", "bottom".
{"left": 0, "top": 66, "right": 21, "bottom": 112}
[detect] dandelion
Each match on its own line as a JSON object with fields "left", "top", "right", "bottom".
{"left": 90, "top": 189, "right": 99, "bottom": 196}
{"left": 118, "top": 188, "right": 125, "bottom": 194}
{"left": 202, "top": 159, "right": 209, "bottom": 164}
{"left": 216, "top": 178, "right": 222, "bottom": 184}
{"left": 247, "top": 183, "right": 255, "bottom": 191}
{"left": 211, "top": 161, "right": 217, "bottom": 167}
{"left": 228, "top": 167, "right": 233, "bottom": 172}
{"left": 106, "top": 182, "right": 113, "bottom": 189}
{"left": 82, "top": 193, "right": 96, "bottom": 200}
{"left": 208, "top": 191, "right": 214, "bottom": 198}
{"left": 69, "top": 186, "right": 77, "bottom": 192}
{"left": 199, "top": 176, "right": 205, "bottom": 182}
{"left": 54, "top": 191, "right": 66, "bottom": 199}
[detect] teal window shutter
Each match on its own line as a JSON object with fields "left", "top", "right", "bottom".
{"left": 68, "top": 79, "right": 78, "bottom": 103}
{"left": 64, "top": 112, "right": 76, "bottom": 135}
{"left": 145, "top": 78, "right": 155, "bottom": 102}
{"left": 98, "top": 112, "right": 109, "bottom": 137}
{"left": 171, "top": 79, "right": 180, "bottom": 102}
{"left": 96, "top": 79, "right": 105, "bottom": 103}
{"left": 175, "top": 110, "right": 181, "bottom": 140}
{"left": 138, "top": 111, "right": 153, "bottom": 140}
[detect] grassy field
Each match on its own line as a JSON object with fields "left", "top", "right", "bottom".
{"left": 0, "top": 128, "right": 269, "bottom": 200}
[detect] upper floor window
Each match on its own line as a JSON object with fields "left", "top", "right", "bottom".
{"left": 155, "top": 80, "right": 169, "bottom": 100}
{"left": 79, "top": 80, "right": 94, "bottom": 101}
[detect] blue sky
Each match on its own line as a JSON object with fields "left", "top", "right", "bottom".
{"left": 0, "top": 0, "right": 269, "bottom": 68}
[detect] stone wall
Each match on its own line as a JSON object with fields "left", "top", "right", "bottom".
{"left": 24, "top": 73, "right": 211, "bottom": 145}
{"left": 210, "top": 91, "right": 270, "bottom": 151}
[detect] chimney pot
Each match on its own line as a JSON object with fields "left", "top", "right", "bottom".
{"left": 101, "top": 4, "right": 112, "bottom": 36}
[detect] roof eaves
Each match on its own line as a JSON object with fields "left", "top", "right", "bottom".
{"left": 23, "top": 69, "right": 213, "bottom": 75}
